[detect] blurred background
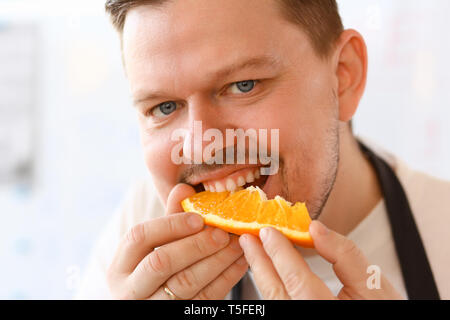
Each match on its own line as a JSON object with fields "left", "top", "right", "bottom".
{"left": 0, "top": 0, "right": 449, "bottom": 299}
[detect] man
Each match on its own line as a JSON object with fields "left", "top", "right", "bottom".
{"left": 76, "top": 0, "right": 450, "bottom": 299}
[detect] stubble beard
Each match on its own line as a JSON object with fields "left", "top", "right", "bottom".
{"left": 279, "top": 113, "right": 340, "bottom": 220}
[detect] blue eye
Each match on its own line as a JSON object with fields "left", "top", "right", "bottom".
{"left": 151, "top": 101, "right": 177, "bottom": 118}
{"left": 230, "top": 80, "right": 256, "bottom": 94}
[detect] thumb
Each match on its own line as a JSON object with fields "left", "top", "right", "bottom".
{"left": 309, "top": 220, "right": 370, "bottom": 290}
{"left": 166, "top": 183, "right": 197, "bottom": 215}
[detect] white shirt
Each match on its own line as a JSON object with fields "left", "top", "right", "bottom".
{"left": 75, "top": 140, "right": 450, "bottom": 299}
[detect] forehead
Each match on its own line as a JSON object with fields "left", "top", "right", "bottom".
{"left": 122, "top": 0, "right": 309, "bottom": 98}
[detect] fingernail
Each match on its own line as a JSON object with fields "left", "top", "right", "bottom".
{"left": 259, "top": 227, "right": 270, "bottom": 243}
{"left": 314, "top": 220, "right": 329, "bottom": 236}
{"left": 239, "top": 235, "right": 248, "bottom": 249}
{"left": 187, "top": 214, "right": 203, "bottom": 229}
{"left": 212, "top": 228, "right": 229, "bottom": 245}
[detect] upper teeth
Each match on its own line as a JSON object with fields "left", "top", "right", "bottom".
{"left": 226, "top": 178, "right": 237, "bottom": 192}
{"left": 237, "top": 176, "right": 246, "bottom": 187}
{"left": 202, "top": 168, "right": 262, "bottom": 192}
{"left": 215, "top": 181, "right": 226, "bottom": 192}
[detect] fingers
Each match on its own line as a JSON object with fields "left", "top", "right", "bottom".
{"left": 149, "top": 235, "right": 248, "bottom": 300}
{"left": 239, "top": 233, "right": 290, "bottom": 300}
{"left": 193, "top": 255, "right": 249, "bottom": 300}
{"left": 165, "top": 235, "right": 244, "bottom": 299}
{"left": 310, "top": 220, "right": 404, "bottom": 299}
{"left": 256, "top": 227, "right": 333, "bottom": 299}
{"left": 309, "top": 220, "right": 370, "bottom": 291}
{"left": 108, "top": 183, "right": 203, "bottom": 300}
{"left": 128, "top": 226, "right": 230, "bottom": 298}
{"left": 109, "top": 212, "right": 204, "bottom": 274}
{"left": 166, "top": 183, "right": 196, "bottom": 215}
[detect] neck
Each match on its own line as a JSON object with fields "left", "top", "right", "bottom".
{"left": 318, "top": 124, "right": 382, "bottom": 236}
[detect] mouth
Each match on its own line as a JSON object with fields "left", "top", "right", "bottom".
{"left": 192, "top": 166, "right": 270, "bottom": 194}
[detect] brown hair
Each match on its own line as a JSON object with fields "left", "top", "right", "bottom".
{"left": 105, "top": 0, "right": 344, "bottom": 58}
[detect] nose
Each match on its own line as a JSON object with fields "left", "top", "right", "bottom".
{"left": 182, "top": 119, "right": 208, "bottom": 164}
{"left": 181, "top": 97, "right": 227, "bottom": 165}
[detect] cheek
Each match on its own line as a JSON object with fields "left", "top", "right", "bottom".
{"left": 139, "top": 126, "right": 179, "bottom": 196}
{"left": 259, "top": 73, "right": 335, "bottom": 155}
{"left": 261, "top": 71, "right": 338, "bottom": 203}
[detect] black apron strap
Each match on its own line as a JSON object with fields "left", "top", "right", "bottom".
{"left": 231, "top": 142, "right": 440, "bottom": 300}
{"left": 359, "top": 142, "right": 440, "bottom": 300}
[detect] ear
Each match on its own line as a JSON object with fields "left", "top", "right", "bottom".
{"left": 333, "top": 29, "right": 368, "bottom": 122}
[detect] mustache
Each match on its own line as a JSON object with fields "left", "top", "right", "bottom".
{"left": 178, "top": 149, "right": 282, "bottom": 185}
{"left": 179, "top": 163, "right": 227, "bottom": 185}
{"left": 179, "top": 145, "right": 254, "bottom": 184}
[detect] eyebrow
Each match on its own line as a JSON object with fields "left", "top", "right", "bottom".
{"left": 132, "top": 54, "right": 281, "bottom": 106}
{"left": 206, "top": 54, "right": 281, "bottom": 81}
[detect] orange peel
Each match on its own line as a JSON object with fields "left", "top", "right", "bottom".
{"left": 181, "top": 186, "right": 314, "bottom": 248}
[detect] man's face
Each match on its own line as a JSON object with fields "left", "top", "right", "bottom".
{"left": 123, "top": 0, "right": 340, "bottom": 218}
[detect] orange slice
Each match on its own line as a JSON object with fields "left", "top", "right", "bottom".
{"left": 181, "top": 186, "right": 314, "bottom": 248}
